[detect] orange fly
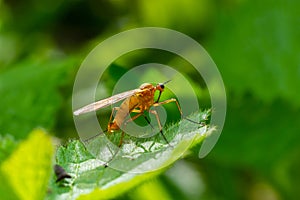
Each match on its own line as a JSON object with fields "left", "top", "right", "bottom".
{"left": 73, "top": 80, "right": 185, "bottom": 147}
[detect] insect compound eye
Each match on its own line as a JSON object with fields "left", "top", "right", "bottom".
{"left": 159, "top": 84, "right": 165, "bottom": 89}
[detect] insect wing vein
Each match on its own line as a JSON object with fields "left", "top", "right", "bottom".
{"left": 73, "top": 88, "right": 141, "bottom": 115}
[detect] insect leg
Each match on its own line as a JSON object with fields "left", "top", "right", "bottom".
{"left": 82, "top": 107, "right": 120, "bottom": 143}
{"left": 108, "top": 107, "right": 120, "bottom": 127}
{"left": 103, "top": 112, "right": 141, "bottom": 167}
{"left": 153, "top": 98, "right": 182, "bottom": 114}
{"left": 118, "top": 131, "right": 125, "bottom": 147}
{"left": 126, "top": 109, "right": 154, "bottom": 129}
{"left": 114, "top": 111, "right": 144, "bottom": 149}
{"left": 82, "top": 129, "right": 108, "bottom": 143}
{"left": 142, "top": 114, "right": 154, "bottom": 129}
{"left": 104, "top": 129, "right": 123, "bottom": 168}
{"left": 149, "top": 109, "right": 170, "bottom": 145}
{"left": 126, "top": 109, "right": 143, "bottom": 122}
{"left": 153, "top": 98, "right": 202, "bottom": 124}
{"left": 104, "top": 115, "right": 123, "bottom": 167}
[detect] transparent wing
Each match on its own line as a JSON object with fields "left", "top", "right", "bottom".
{"left": 73, "top": 88, "right": 142, "bottom": 116}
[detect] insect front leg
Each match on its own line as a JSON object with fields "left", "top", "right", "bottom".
{"left": 153, "top": 98, "right": 183, "bottom": 116}
{"left": 153, "top": 98, "right": 203, "bottom": 125}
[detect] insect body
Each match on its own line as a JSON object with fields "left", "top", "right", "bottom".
{"left": 108, "top": 83, "right": 158, "bottom": 132}
{"left": 74, "top": 81, "right": 183, "bottom": 147}
{"left": 54, "top": 164, "right": 71, "bottom": 183}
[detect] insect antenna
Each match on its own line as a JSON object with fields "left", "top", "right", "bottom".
{"left": 155, "top": 80, "right": 172, "bottom": 103}
{"left": 162, "top": 79, "right": 172, "bottom": 85}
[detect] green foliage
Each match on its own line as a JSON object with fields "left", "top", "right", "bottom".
{"left": 0, "top": 0, "right": 299, "bottom": 199}
{"left": 0, "top": 58, "right": 76, "bottom": 139}
{"left": 0, "top": 129, "right": 54, "bottom": 200}
{"left": 0, "top": 134, "right": 18, "bottom": 163}
{"left": 128, "top": 179, "right": 173, "bottom": 200}
{"left": 207, "top": 97, "right": 300, "bottom": 199}
{"left": 208, "top": 0, "right": 300, "bottom": 106}
{"left": 47, "top": 111, "right": 212, "bottom": 200}
{"left": 202, "top": 0, "right": 300, "bottom": 199}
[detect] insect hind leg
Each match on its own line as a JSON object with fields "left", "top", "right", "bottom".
{"left": 81, "top": 107, "right": 121, "bottom": 144}
{"left": 82, "top": 129, "right": 108, "bottom": 143}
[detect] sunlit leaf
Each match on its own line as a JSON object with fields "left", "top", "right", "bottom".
{"left": 47, "top": 111, "right": 212, "bottom": 200}
{"left": 1, "top": 129, "right": 54, "bottom": 200}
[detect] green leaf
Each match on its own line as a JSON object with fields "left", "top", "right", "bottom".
{"left": 47, "top": 111, "right": 212, "bottom": 200}
{"left": 128, "top": 179, "right": 173, "bottom": 200}
{"left": 0, "top": 58, "right": 76, "bottom": 139}
{"left": 0, "top": 129, "right": 54, "bottom": 200}
{"left": 0, "top": 134, "right": 19, "bottom": 163}
{"left": 0, "top": 171, "right": 19, "bottom": 200}
{"left": 209, "top": 98, "right": 300, "bottom": 199}
{"left": 208, "top": 0, "right": 300, "bottom": 106}
{"left": 139, "top": 0, "right": 214, "bottom": 36}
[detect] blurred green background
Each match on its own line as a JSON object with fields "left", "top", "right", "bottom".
{"left": 0, "top": 0, "right": 299, "bottom": 199}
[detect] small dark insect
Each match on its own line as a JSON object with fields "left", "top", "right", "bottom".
{"left": 54, "top": 164, "right": 72, "bottom": 182}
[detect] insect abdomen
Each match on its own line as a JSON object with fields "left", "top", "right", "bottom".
{"left": 109, "top": 96, "right": 139, "bottom": 131}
